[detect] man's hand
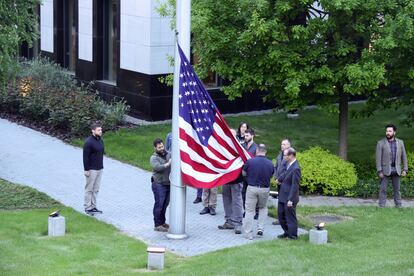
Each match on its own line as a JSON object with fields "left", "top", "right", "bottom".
{"left": 287, "top": 200, "right": 293, "bottom": 207}
{"left": 84, "top": 171, "right": 90, "bottom": 177}
{"left": 378, "top": 172, "right": 384, "bottom": 179}
{"left": 164, "top": 159, "right": 172, "bottom": 168}
{"left": 402, "top": 171, "right": 407, "bottom": 177}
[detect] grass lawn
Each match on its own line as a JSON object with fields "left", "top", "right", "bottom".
{"left": 72, "top": 103, "right": 414, "bottom": 174}
{"left": 2, "top": 178, "right": 414, "bottom": 275}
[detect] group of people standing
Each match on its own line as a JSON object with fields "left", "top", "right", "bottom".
{"left": 149, "top": 122, "right": 302, "bottom": 240}
{"left": 81, "top": 121, "right": 408, "bottom": 241}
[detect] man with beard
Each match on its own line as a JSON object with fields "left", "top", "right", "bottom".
{"left": 242, "top": 128, "right": 259, "bottom": 219}
{"left": 83, "top": 123, "right": 105, "bottom": 216}
{"left": 376, "top": 124, "right": 408, "bottom": 208}
{"left": 150, "top": 138, "right": 172, "bottom": 232}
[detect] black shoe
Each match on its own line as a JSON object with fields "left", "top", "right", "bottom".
{"left": 257, "top": 230, "right": 263, "bottom": 236}
{"left": 234, "top": 226, "right": 242, "bottom": 234}
{"left": 254, "top": 212, "right": 259, "bottom": 220}
{"left": 287, "top": 236, "right": 298, "bottom": 240}
{"left": 90, "top": 208, "right": 103, "bottom": 214}
{"left": 277, "top": 233, "right": 288, "bottom": 239}
{"left": 85, "top": 209, "right": 95, "bottom": 216}
{"left": 193, "top": 197, "right": 202, "bottom": 204}
{"left": 209, "top": 207, "right": 216, "bottom": 216}
{"left": 200, "top": 207, "right": 210, "bottom": 215}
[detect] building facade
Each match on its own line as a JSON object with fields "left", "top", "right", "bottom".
{"left": 22, "top": 0, "right": 274, "bottom": 121}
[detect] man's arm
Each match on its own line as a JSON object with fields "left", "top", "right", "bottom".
{"left": 83, "top": 140, "right": 91, "bottom": 172}
{"left": 287, "top": 168, "right": 301, "bottom": 203}
{"left": 376, "top": 141, "right": 383, "bottom": 177}
{"left": 401, "top": 141, "right": 408, "bottom": 173}
{"left": 150, "top": 156, "right": 170, "bottom": 172}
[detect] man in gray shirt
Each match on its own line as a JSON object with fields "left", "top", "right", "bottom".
{"left": 150, "top": 138, "right": 172, "bottom": 232}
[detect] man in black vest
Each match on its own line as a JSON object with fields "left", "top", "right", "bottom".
{"left": 277, "top": 147, "right": 301, "bottom": 240}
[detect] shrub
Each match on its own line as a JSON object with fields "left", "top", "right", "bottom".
{"left": 297, "top": 146, "right": 358, "bottom": 196}
{"left": 0, "top": 58, "right": 129, "bottom": 136}
{"left": 402, "top": 151, "right": 414, "bottom": 184}
{"left": 352, "top": 178, "right": 414, "bottom": 198}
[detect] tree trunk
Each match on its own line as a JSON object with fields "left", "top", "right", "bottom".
{"left": 338, "top": 90, "right": 348, "bottom": 160}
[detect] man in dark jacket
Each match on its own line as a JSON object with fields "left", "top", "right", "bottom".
{"left": 277, "top": 147, "right": 301, "bottom": 240}
{"left": 83, "top": 123, "right": 105, "bottom": 215}
{"left": 150, "top": 138, "right": 172, "bottom": 232}
{"left": 272, "top": 138, "right": 290, "bottom": 225}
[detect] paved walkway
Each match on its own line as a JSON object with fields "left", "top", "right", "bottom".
{"left": 0, "top": 118, "right": 306, "bottom": 257}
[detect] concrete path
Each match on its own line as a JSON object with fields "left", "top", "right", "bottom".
{"left": 0, "top": 118, "right": 306, "bottom": 257}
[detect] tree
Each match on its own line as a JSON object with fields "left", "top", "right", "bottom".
{"left": 0, "top": 0, "right": 39, "bottom": 88}
{"left": 190, "top": 0, "right": 412, "bottom": 160}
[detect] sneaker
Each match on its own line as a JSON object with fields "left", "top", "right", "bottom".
{"left": 154, "top": 225, "right": 168, "bottom": 232}
{"left": 200, "top": 207, "right": 210, "bottom": 215}
{"left": 162, "top": 223, "right": 170, "bottom": 229}
{"left": 85, "top": 209, "right": 94, "bottom": 216}
{"left": 90, "top": 208, "right": 103, "bottom": 214}
{"left": 272, "top": 219, "right": 280, "bottom": 225}
{"left": 218, "top": 222, "right": 235, "bottom": 230}
{"left": 257, "top": 230, "right": 263, "bottom": 236}
{"left": 209, "top": 207, "right": 216, "bottom": 216}
{"left": 234, "top": 226, "right": 242, "bottom": 235}
{"left": 193, "top": 197, "right": 202, "bottom": 204}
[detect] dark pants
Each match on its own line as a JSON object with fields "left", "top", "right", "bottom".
{"left": 278, "top": 201, "right": 298, "bottom": 238}
{"left": 197, "top": 188, "right": 203, "bottom": 198}
{"left": 379, "top": 173, "right": 401, "bottom": 207}
{"left": 152, "top": 182, "right": 170, "bottom": 227}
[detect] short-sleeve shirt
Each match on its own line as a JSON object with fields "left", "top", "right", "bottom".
{"left": 243, "top": 156, "right": 274, "bottom": 188}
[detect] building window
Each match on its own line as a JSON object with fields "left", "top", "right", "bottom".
{"left": 191, "top": 53, "right": 222, "bottom": 89}
{"left": 103, "top": 0, "right": 118, "bottom": 82}
{"left": 63, "top": 0, "right": 77, "bottom": 72}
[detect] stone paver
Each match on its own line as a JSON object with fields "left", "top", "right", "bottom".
{"left": 0, "top": 118, "right": 306, "bottom": 257}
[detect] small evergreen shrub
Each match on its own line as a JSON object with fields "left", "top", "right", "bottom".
{"left": 297, "top": 147, "right": 358, "bottom": 196}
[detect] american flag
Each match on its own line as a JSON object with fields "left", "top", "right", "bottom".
{"left": 177, "top": 45, "right": 252, "bottom": 189}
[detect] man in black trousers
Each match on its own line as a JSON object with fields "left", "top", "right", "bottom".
{"left": 277, "top": 147, "right": 301, "bottom": 240}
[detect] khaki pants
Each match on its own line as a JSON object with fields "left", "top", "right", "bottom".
{"left": 202, "top": 187, "right": 218, "bottom": 208}
{"left": 243, "top": 186, "right": 269, "bottom": 235}
{"left": 84, "top": 169, "right": 103, "bottom": 211}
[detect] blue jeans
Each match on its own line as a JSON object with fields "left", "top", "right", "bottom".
{"left": 152, "top": 182, "right": 170, "bottom": 227}
{"left": 197, "top": 188, "right": 203, "bottom": 198}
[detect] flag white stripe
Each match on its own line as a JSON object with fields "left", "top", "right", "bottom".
{"left": 181, "top": 157, "right": 244, "bottom": 182}
{"left": 179, "top": 117, "right": 229, "bottom": 164}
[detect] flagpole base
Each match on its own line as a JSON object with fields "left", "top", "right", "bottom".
{"left": 166, "top": 233, "right": 188, "bottom": 240}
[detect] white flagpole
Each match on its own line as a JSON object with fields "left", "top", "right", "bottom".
{"left": 167, "top": 0, "right": 191, "bottom": 240}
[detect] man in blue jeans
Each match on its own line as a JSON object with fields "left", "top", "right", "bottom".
{"left": 150, "top": 138, "right": 172, "bottom": 232}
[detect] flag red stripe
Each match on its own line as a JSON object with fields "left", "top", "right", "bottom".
{"left": 179, "top": 128, "right": 231, "bottom": 169}
{"left": 180, "top": 150, "right": 237, "bottom": 173}
{"left": 215, "top": 112, "right": 252, "bottom": 161}
{"left": 181, "top": 168, "right": 242, "bottom": 189}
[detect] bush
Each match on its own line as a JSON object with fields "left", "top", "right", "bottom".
{"left": 402, "top": 151, "right": 414, "bottom": 184}
{"left": 0, "top": 58, "right": 129, "bottom": 136}
{"left": 352, "top": 178, "right": 414, "bottom": 198}
{"left": 297, "top": 147, "right": 358, "bottom": 196}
